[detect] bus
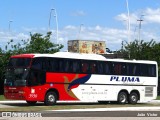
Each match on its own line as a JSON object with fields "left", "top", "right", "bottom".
{"left": 4, "top": 52, "right": 158, "bottom": 105}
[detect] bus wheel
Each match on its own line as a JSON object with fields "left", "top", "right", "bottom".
{"left": 45, "top": 91, "right": 57, "bottom": 106}
{"left": 118, "top": 92, "right": 127, "bottom": 104}
{"left": 128, "top": 92, "right": 138, "bottom": 104}
{"left": 26, "top": 101, "right": 37, "bottom": 105}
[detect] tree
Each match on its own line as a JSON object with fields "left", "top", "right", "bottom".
{"left": 121, "top": 39, "right": 156, "bottom": 60}
{"left": 25, "top": 32, "right": 63, "bottom": 53}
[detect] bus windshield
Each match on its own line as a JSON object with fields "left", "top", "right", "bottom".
{"left": 8, "top": 58, "right": 31, "bottom": 67}
{"left": 4, "top": 68, "right": 29, "bottom": 86}
{"left": 4, "top": 58, "right": 31, "bottom": 86}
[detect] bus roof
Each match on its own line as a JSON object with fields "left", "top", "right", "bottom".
{"left": 11, "top": 52, "right": 157, "bottom": 64}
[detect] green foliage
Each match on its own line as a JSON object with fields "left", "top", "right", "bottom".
{"left": 25, "top": 32, "right": 63, "bottom": 53}
{"left": 122, "top": 39, "right": 156, "bottom": 60}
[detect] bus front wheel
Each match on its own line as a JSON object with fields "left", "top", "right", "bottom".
{"left": 44, "top": 91, "right": 57, "bottom": 106}
{"left": 128, "top": 92, "right": 138, "bottom": 104}
{"left": 118, "top": 92, "right": 127, "bottom": 104}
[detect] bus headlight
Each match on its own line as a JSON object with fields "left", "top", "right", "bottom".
{"left": 19, "top": 91, "right": 25, "bottom": 94}
{"left": 4, "top": 90, "right": 8, "bottom": 93}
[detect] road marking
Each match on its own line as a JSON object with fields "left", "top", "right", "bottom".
{"left": 47, "top": 107, "right": 160, "bottom": 111}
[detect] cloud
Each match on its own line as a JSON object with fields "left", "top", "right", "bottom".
{"left": 54, "top": 25, "right": 129, "bottom": 51}
{"left": 144, "top": 8, "right": 160, "bottom": 23}
{"left": 1, "top": 23, "right": 159, "bottom": 51}
{"left": 2, "top": 7, "right": 160, "bottom": 52}
{"left": 116, "top": 13, "right": 138, "bottom": 25}
{"left": 116, "top": 8, "right": 160, "bottom": 25}
{"left": 71, "top": 10, "right": 86, "bottom": 16}
{"left": 0, "top": 31, "right": 30, "bottom": 49}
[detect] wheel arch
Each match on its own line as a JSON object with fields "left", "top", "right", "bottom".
{"left": 117, "top": 89, "right": 129, "bottom": 104}
{"left": 45, "top": 88, "right": 59, "bottom": 100}
{"left": 117, "top": 89, "right": 129, "bottom": 99}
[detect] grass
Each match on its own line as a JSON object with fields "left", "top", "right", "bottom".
{"left": 0, "top": 95, "right": 6, "bottom": 100}
{"left": 156, "top": 95, "right": 160, "bottom": 100}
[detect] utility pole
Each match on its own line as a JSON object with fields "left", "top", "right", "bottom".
{"left": 9, "top": 20, "right": 13, "bottom": 32}
{"left": 137, "top": 15, "right": 144, "bottom": 42}
{"left": 77, "top": 24, "right": 83, "bottom": 40}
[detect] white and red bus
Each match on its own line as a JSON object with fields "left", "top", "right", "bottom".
{"left": 4, "top": 52, "right": 158, "bottom": 105}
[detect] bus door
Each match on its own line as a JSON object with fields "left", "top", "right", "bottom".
{"left": 27, "top": 68, "right": 46, "bottom": 101}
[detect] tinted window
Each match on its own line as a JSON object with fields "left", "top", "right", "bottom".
{"left": 141, "top": 64, "right": 156, "bottom": 77}
{"left": 49, "top": 58, "right": 59, "bottom": 72}
{"left": 104, "top": 62, "right": 111, "bottom": 74}
{"left": 32, "top": 58, "right": 42, "bottom": 70}
{"left": 113, "top": 63, "right": 120, "bottom": 75}
{"left": 127, "top": 63, "right": 140, "bottom": 76}
{"left": 148, "top": 64, "right": 156, "bottom": 77}
{"left": 81, "top": 61, "right": 90, "bottom": 73}
{"left": 8, "top": 58, "right": 31, "bottom": 67}
{"left": 28, "top": 69, "right": 46, "bottom": 86}
{"left": 64, "top": 60, "right": 73, "bottom": 72}
{"left": 72, "top": 60, "right": 80, "bottom": 73}
{"left": 97, "top": 62, "right": 104, "bottom": 74}
{"left": 90, "top": 62, "right": 97, "bottom": 73}
{"left": 59, "top": 59, "right": 64, "bottom": 72}
{"left": 141, "top": 64, "right": 149, "bottom": 76}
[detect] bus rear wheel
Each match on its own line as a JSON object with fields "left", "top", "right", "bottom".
{"left": 44, "top": 91, "right": 57, "bottom": 106}
{"left": 128, "top": 92, "right": 138, "bottom": 104}
{"left": 26, "top": 101, "right": 37, "bottom": 105}
{"left": 118, "top": 92, "right": 127, "bottom": 104}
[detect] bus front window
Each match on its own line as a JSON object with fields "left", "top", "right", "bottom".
{"left": 4, "top": 58, "right": 31, "bottom": 87}
{"left": 4, "top": 68, "right": 29, "bottom": 86}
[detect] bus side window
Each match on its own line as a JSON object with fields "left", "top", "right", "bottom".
{"left": 72, "top": 60, "right": 80, "bottom": 73}
{"left": 90, "top": 62, "right": 97, "bottom": 73}
{"left": 64, "top": 60, "right": 69, "bottom": 72}
{"left": 113, "top": 63, "right": 121, "bottom": 75}
{"left": 121, "top": 63, "right": 127, "bottom": 75}
{"left": 141, "top": 64, "right": 149, "bottom": 76}
{"left": 42, "top": 61, "right": 47, "bottom": 71}
{"left": 128, "top": 63, "right": 140, "bottom": 76}
{"left": 97, "top": 62, "right": 103, "bottom": 74}
{"left": 32, "top": 58, "right": 42, "bottom": 70}
{"left": 28, "top": 69, "right": 45, "bottom": 86}
{"left": 141, "top": 64, "right": 156, "bottom": 77}
{"left": 148, "top": 64, "right": 156, "bottom": 77}
{"left": 59, "top": 59, "right": 64, "bottom": 72}
{"left": 64, "top": 60, "right": 72, "bottom": 73}
{"left": 81, "top": 61, "right": 89, "bottom": 73}
{"left": 104, "top": 62, "right": 111, "bottom": 74}
{"left": 52, "top": 59, "right": 59, "bottom": 72}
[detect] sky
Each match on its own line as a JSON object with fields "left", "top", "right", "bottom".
{"left": 0, "top": 0, "right": 160, "bottom": 51}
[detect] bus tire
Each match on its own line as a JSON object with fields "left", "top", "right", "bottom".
{"left": 44, "top": 91, "right": 57, "bottom": 106}
{"left": 26, "top": 101, "right": 37, "bottom": 105}
{"left": 118, "top": 92, "right": 127, "bottom": 104}
{"left": 128, "top": 92, "right": 138, "bottom": 104}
